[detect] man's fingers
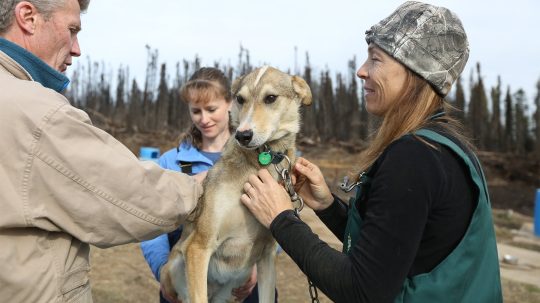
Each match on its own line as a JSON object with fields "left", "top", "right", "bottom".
{"left": 192, "top": 170, "right": 208, "bottom": 184}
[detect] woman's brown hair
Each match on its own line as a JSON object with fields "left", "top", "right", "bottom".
{"left": 356, "top": 69, "right": 472, "bottom": 175}
{"left": 178, "top": 67, "right": 232, "bottom": 149}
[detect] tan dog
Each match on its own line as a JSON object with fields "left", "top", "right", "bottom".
{"left": 160, "top": 66, "right": 312, "bottom": 303}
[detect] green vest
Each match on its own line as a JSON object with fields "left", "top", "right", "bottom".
{"left": 343, "top": 129, "right": 502, "bottom": 303}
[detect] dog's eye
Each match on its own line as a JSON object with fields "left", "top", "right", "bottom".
{"left": 236, "top": 95, "right": 245, "bottom": 105}
{"left": 264, "top": 95, "right": 277, "bottom": 104}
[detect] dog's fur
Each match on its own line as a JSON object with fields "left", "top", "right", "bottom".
{"left": 160, "top": 66, "right": 312, "bottom": 303}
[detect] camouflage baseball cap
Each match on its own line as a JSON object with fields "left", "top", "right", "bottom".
{"left": 365, "top": 1, "right": 469, "bottom": 96}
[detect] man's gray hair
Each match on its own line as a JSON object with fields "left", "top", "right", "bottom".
{"left": 0, "top": 0, "right": 89, "bottom": 34}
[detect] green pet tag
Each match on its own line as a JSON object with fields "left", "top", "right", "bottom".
{"left": 258, "top": 151, "right": 272, "bottom": 166}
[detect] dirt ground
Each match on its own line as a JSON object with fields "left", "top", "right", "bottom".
{"left": 90, "top": 208, "right": 339, "bottom": 303}
{"left": 90, "top": 142, "right": 540, "bottom": 302}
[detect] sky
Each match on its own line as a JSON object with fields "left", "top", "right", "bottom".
{"left": 76, "top": 0, "right": 540, "bottom": 107}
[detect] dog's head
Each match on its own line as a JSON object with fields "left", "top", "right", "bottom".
{"left": 230, "top": 66, "right": 312, "bottom": 149}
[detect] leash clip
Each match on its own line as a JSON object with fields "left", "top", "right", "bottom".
{"left": 339, "top": 172, "right": 364, "bottom": 193}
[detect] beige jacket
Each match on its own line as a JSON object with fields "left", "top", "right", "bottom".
{"left": 0, "top": 50, "right": 202, "bottom": 302}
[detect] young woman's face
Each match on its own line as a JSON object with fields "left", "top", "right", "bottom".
{"left": 357, "top": 44, "right": 408, "bottom": 117}
{"left": 189, "top": 97, "right": 231, "bottom": 142}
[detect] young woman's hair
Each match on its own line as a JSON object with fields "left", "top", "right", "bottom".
{"left": 356, "top": 68, "right": 472, "bottom": 174}
{"left": 178, "top": 67, "right": 232, "bottom": 149}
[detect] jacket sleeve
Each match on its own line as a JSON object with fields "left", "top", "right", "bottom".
{"left": 315, "top": 194, "right": 349, "bottom": 241}
{"left": 25, "top": 103, "right": 202, "bottom": 248}
{"left": 140, "top": 234, "right": 170, "bottom": 281}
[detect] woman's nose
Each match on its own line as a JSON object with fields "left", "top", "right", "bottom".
{"left": 357, "top": 62, "right": 368, "bottom": 80}
{"left": 200, "top": 112, "right": 209, "bottom": 123}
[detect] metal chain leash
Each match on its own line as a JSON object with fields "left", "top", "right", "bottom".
{"left": 273, "top": 156, "right": 320, "bottom": 303}
{"left": 308, "top": 278, "right": 320, "bottom": 303}
{"left": 273, "top": 155, "right": 304, "bottom": 215}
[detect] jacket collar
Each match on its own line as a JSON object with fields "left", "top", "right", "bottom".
{"left": 0, "top": 38, "right": 69, "bottom": 93}
{"left": 176, "top": 142, "right": 214, "bottom": 165}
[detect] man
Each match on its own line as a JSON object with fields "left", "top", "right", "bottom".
{"left": 0, "top": 1, "right": 202, "bottom": 302}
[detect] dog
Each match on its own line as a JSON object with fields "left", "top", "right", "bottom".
{"left": 160, "top": 66, "right": 312, "bottom": 303}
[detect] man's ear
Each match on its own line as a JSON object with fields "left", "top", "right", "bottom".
{"left": 292, "top": 75, "right": 312, "bottom": 106}
{"left": 14, "top": 1, "right": 39, "bottom": 34}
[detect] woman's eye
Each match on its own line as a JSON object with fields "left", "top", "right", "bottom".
{"left": 236, "top": 95, "right": 245, "bottom": 105}
{"left": 265, "top": 95, "right": 277, "bottom": 104}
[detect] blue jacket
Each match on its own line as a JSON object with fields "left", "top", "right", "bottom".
{"left": 140, "top": 142, "right": 215, "bottom": 281}
{"left": 158, "top": 142, "right": 215, "bottom": 175}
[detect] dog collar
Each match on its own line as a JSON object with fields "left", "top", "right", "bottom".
{"left": 257, "top": 145, "right": 286, "bottom": 166}
{"left": 257, "top": 146, "right": 305, "bottom": 213}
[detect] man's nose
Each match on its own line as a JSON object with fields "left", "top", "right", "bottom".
{"left": 71, "top": 37, "right": 81, "bottom": 57}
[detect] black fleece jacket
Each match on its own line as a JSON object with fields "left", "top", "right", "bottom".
{"left": 270, "top": 134, "right": 477, "bottom": 303}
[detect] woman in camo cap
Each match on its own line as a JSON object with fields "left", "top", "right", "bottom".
{"left": 241, "top": 1, "right": 503, "bottom": 302}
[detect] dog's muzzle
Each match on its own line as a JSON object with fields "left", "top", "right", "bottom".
{"left": 235, "top": 130, "right": 253, "bottom": 146}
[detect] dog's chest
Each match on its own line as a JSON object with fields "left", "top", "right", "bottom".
{"left": 209, "top": 231, "right": 274, "bottom": 280}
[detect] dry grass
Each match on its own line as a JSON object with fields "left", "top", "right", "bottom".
{"left": 88, "top": 140, "right": 540, "bottom": 302}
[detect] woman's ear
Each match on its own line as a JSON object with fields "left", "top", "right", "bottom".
{"left": 292, "top": 76, "right": 312, "bottom": 106}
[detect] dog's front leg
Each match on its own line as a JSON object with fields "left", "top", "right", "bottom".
{"left": 256, "top": 243, "right": 277, "bottom": 303}
{"left": 186, "top": 233, "right": 213, "bottom": 303}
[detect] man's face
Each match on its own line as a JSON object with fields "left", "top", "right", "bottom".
{"left": 32, "top": 0, "right": 81, "bottom": 73}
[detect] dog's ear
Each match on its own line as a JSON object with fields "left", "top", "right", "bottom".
{"left": 291, "top": 76, "right": 312, "bottom": 106}
{"left": 231, "top": 75, "right": 245, "bottom": 95}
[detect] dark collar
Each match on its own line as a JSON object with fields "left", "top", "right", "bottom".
{"left": 0, "top": 38, "right": 69, "bottom": 92}
{"left": 257, "top": 145, "right": 287, "bottom": 166}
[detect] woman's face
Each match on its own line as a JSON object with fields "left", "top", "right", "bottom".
{"left": 357, "top": 44, "right": 408, "bottom": 117}
{"left": 189, "top": 97, "right": 231, "bottom": 142}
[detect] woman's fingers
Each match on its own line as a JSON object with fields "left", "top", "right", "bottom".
{"left": 243, "top": 182, "right": 254, "bottom": 195}
{"left": 241, "top": 169, "right": 294, "bottom": 228}
{"left": 247, "top": 172, "right": 264, "bottom": 189}
{"left": 295, "top": 157, "right": 323, "bottom": 184}
{"left": 256, "top": 169, "right": 274, "bottom": 185}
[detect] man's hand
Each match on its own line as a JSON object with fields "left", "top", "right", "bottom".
{"left": 192, "top": 170, "right": 208, "bottom": 184}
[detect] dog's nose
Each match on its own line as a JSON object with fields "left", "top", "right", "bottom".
{"left": 235, "top": 130, "right": 253, "bottom": 146}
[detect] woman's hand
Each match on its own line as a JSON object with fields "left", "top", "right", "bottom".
{"left": 293, "top": 157, "right": 334, "bottom": 211}
{"left": 241, "top": 169, "right": 293, "bottom": 228}
{"left": 160, "top": 284, "right": 182, "bottom": 303}
{"left": 232, "top": 266, "right": 257, "bottom": 301}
